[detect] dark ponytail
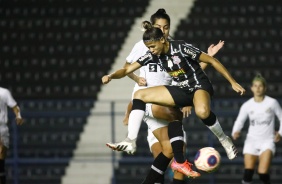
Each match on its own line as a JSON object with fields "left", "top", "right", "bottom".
{"left": 150, "top": 8, "right": 170, "bottom": 26}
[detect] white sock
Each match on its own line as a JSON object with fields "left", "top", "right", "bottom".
{"left": 207, "top": 119, "right": 227, "bottom": 142}
{"left": 127, "top": 109, "right": 145, "bottom": 140}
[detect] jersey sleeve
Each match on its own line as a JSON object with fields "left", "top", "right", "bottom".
{"left": 273, "top": 100, "right": 282, "bottom": 136}
{"left": 232, "top": 102, "right": 248, "bottom": 135}
{"left": 126, "top": 41, "right": 147, "bottom": 64}
{"left": 136, "top": 52, "right": 154, "bottom": 66}
{"left": 181, "top": 42, "right": 202, "bottom": 61}
{"left": 5, "top": 90, "right": 17, "bottom": 108}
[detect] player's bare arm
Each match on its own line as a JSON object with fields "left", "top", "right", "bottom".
{"left": 102, "top": 61, "right": 142, "bottom": 84}
{"left": 199, "top": 53, "right": 245, "bottom": 95}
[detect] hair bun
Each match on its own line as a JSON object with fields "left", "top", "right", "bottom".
{"left": 156, "top": 8, "right": 166, "bottom": 14}
{"left": 142, "top": 21, "right": 153, "bottom": 31}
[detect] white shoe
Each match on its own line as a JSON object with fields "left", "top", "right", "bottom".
{"left": 220, "top": 136, "right": 238, "bottom": 160}
{"left": 106, "top": 137, "right": 136, "bottom": 154}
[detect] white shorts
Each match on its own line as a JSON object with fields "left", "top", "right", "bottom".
{"left": 144, "top": 103, "right": 187, "bottom": 152}
{"left": 243, "top": 136, "right": 275, "bottom": 156}
{"left": 0, "top": 124, "right": 10, "bottom": 148}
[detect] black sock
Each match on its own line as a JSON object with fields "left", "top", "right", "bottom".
{"left": 243, "top": 169, "right": 254, "bottom": 183}
{"left": 142, "top": 152, "right": 171, "bottom": 184}
{"left": 155, "top": 174, "right": 164, "bottom": 184}
{"left": 0, "top": 159, "right": 5, "bottom": 184}
{"left": 132, "top": 99, "right": 146, "bottom": 110}
{"left": 168, "top": 121, "right": 185, "bottom": 163}
{"left": 173, "top": 178, "right": 185, "bottom": 184}
{"left": 259, "top": 173, "right": 271, "bottom": 184}
{"left": 201, "top": 111, "right": 216, "bottom": 126}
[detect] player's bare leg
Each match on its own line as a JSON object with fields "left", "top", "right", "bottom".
{"left": 194, "top": 90, "right": 238, "bottom": 160}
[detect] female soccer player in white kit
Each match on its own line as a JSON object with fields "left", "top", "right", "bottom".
{"left": 232, "top": 74, "right": 282, "bottom": 184}
{"left": 0, "top": 87, "right": 24, "bottom": 184}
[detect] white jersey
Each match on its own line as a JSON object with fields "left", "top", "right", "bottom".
{"left": 0, "top": 87, "right": 17, "bottom": 124}
{"left": 126, "top": 40, "right": 172, "bottom": 93}
{"left": 232, "top": 96, "right": 282, "bottom": 140}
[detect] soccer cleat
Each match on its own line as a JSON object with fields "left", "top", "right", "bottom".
{"left": 171, "top": 160, "right": 201, "bottom": 178}
{"left": 220, "top": 136, "right": 238, "bottom": 160}
{"left": 106, "top": 137, "right": 136, "bottom": 154}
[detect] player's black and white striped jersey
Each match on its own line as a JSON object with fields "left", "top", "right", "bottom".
{"left": 137, "top": 40, "right": 209, "bottom": 88}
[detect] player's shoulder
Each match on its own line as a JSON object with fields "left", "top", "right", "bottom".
{"left": 242, "top": 98, "right": 254, "bottom": 107}
{"left": 0, "top": 87, "right": 11, "bottom": 96}
{"left": 133, "top": 40, "right": 146, "bottom": 50}
{"left": 170, "top": 40, "right": 187, "bottom": 45}
{"left": 264, "top": 95, "right": 279, "bottom": 104}
{"left": 0, "top": 87, "right": 10, "bottom": 93}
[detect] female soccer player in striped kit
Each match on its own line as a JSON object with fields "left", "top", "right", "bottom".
{"left": 232, "top": 74, "right": 282, "bottom": 184}
{"left": 111, "top": 9, "right": 225, "bottom": 183}
{"left": 0, "top": 87, "right": 24, "bottom": 184}
{"left": 102, "top": 21, "right": 245, "bottom": 183}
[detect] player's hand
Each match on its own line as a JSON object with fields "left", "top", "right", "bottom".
{"left": 16, "top": 117, "right": 24, "bottom": 125}
{"left": 274, "top": 131, "right": 281, "bottom": 143}
{"left": 181, "top": 106, "right": 192, "bottom": 118}
{"left": 207, "top": 40, "right": 224, "bottom": 57}
{"left": 232, "top": 82, "right": 245, "bottom": 96}
{"left": 102, "top": 75, "right": 111, "bottom": 84}
{"left": 138, "top": 77, "right": 147, "bottom": 86}
{"left": 232, "top": 131, "right": 241, "bottom": 140}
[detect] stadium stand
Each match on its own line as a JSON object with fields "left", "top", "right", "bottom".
{"left": 0, "top": 0, "right": 149, "bottom": 183}
{"left": 0, "top": 0, "right": 281, "bottom": 183}
{"left": 114, "top": 0, "right": 282, "bottom": 183}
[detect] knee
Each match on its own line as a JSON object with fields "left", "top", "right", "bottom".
{"left": 195, "top": 106, "right": 210, "bottom": 119}
{"left": 161, "top": 146, "right": 173, "bottom": 159}
{"left": 133, "top": 89, "right": 145, "bottom": 99}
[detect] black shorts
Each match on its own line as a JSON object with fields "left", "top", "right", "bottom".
{"left": 165, "top": 80, "right": 214, "bottom": 108}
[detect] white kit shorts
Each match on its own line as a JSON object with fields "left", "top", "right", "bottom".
{"left": 243, "top": 136, "right": 275, "bottom": 156}
{"left": 0, "top": 124, "right": 10, "bottom": 148}
{"left": 144, "top": 103, "right": 187, "bottom": 152}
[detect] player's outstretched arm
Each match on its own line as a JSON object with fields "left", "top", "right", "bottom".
{"left": 102, "top": 62, "right": 141, "bottom": 84}
{"left": 199, "top": 53, "right": 245, "bottom": 95}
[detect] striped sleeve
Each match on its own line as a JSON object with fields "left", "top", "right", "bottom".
{"left": 181, "top": 42, "right": 202, "bottom": 61}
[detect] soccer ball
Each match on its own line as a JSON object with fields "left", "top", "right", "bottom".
{"left": 194, "top": 147, "right": 221, "bottom": 173}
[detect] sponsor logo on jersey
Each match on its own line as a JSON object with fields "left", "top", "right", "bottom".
{"left": 168, "top": 68, "right": 185, "bottom": 77}
{"left": 149, "top": 64, "right": 157, "bottom": 72}
{"left": 251, "top": 119, "right": 271, "bottom": 126}
{"left": 266, "top": 108, "right": 272, "bottom": 113}
{"left": 167, "top": 60, "right": 173, "bottom": 68}
{"left": 172, "top": 56, "right": 181, "bottom": 64}
{"left": 184, "top": 47, "right": 197, "bottom": 59}
{"left": 171, "top": 48, "right": 180, "bottom": 55}
{"left": 139, "top": 53, "right": 152, "bottom": 62}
